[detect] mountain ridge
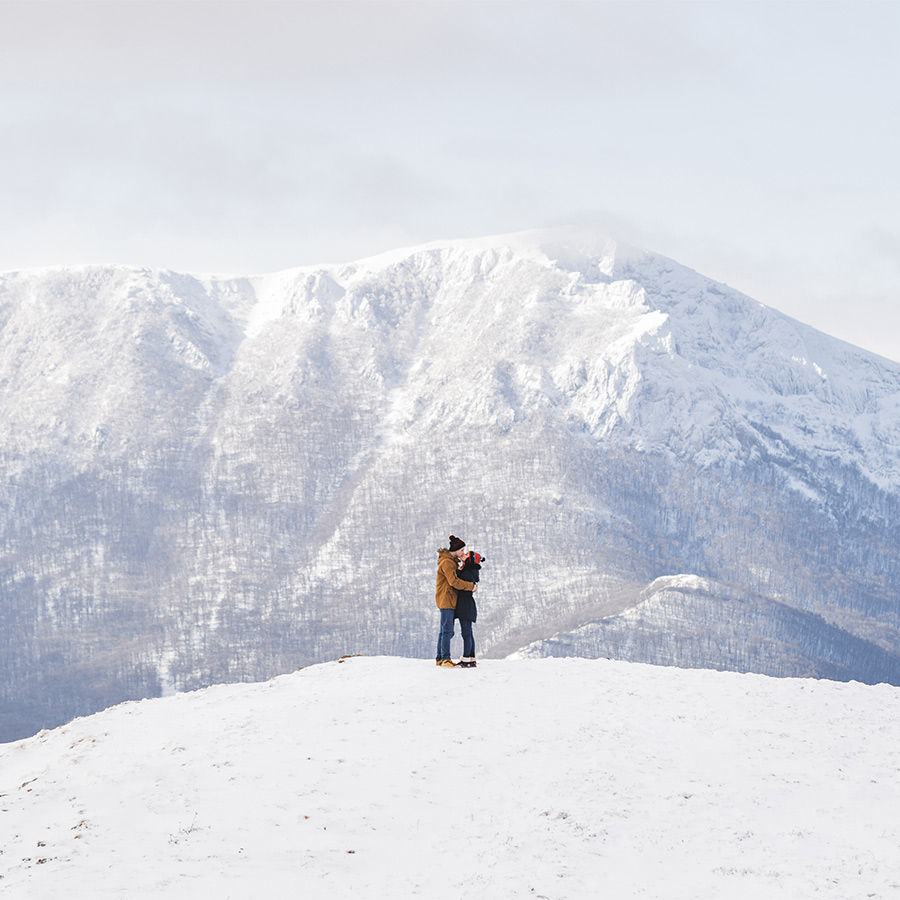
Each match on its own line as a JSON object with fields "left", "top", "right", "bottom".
{"left": 3, "top": 227, "right": 900, "bottom": 740}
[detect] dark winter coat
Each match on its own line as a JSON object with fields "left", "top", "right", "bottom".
{"left": 454, "top": 553, "right": 482, "bottom": 623}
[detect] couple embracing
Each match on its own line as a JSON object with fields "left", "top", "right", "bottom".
{"left": 434, "top": 534, "right": 483, "bottom": 668}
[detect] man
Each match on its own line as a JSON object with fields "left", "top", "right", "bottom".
{"left": 434, "top": 535, "right": 476, "bottom": 667}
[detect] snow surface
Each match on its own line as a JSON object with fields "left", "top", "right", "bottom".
{"left": 2, "top": 656, "right": 900, "bottom": 899}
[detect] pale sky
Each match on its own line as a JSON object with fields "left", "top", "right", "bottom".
{"left": 2, "top": 1, "right": 899, "bottom": 360}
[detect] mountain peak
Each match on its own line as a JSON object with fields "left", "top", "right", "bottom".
{"left": 4, "top": 231, "right": 900, "bottom": 743}
{"left": 336, "top": 225, "right": 631, "bottom": 275}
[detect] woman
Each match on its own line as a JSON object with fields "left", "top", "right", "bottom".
{"left": 454, "top": 550, "right": 483, "bottom": 668}
{"left": 434, "top": 535, "right": 476, "bottom": 667}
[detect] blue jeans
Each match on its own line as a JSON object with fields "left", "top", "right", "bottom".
{"left": 460, "top": 619, "right": 475, "bottom": 658}
{"left": 436, "top": 608, "right": 455, "bottom": 661}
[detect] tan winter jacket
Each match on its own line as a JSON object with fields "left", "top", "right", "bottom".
{"left": 435, "top": 549, "right": 476, "bottom": 610}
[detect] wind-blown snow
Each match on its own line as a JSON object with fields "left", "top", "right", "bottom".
{"left": 2, "top": 657, "right": 899, "bottom": 899}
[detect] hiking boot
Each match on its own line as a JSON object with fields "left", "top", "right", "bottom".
{"left": 439, "top": 659, "right": 457, "bottom": 667}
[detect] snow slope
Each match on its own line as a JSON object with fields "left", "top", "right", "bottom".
{"left": 512, "top": 574, "right": 900, "bottom": 683}
{"left": 2, "top": 657, "right": 900, "bottom": 900}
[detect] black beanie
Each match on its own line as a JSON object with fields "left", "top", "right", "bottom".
{"left": 449, "top": 535, "right": 466, "bottom": 551}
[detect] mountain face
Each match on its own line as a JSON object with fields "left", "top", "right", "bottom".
{"left": 3, "top": 228, "right": 900, "bottom": 740}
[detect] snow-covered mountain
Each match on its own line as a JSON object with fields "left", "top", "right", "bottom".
{"left": 3, "top": 657, "right": 900, "bottom": 899}
{"left": 3, "top": 227, "right": 900, "bottom": 741}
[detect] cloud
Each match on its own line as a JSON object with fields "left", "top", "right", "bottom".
{"left": 863, "top": 227, "right": 900, "bottom": 276}
{"left": 0, "top": 1, "right": 721, "bottom": 93}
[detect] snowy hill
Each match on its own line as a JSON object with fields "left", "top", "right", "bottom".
{"left": 4, "top": 227, "right": 900, "bottom": 740}
{"left": 2, "top": 657, "right": 899, "bottom": 900}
